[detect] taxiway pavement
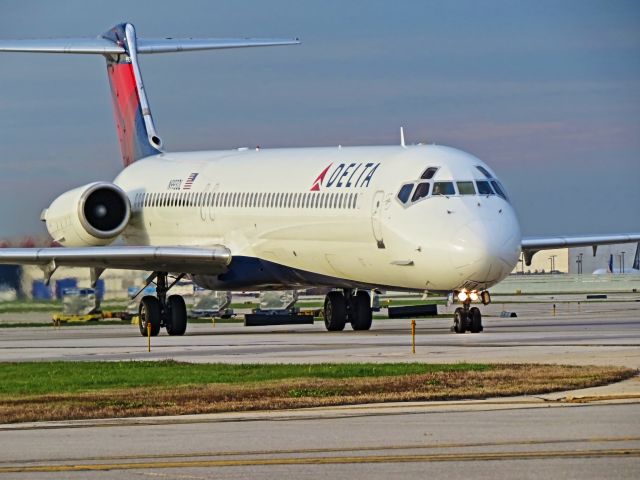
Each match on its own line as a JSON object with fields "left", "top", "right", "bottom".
{"left": 0, "top": 301, "right": 638, "bottom": 367}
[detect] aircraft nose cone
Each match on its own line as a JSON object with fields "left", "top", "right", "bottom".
{"left": 449, "top": 219, "right": 520, "bottom": 285}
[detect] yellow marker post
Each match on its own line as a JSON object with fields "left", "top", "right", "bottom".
{"left": 411, "top": 319, "right": 416, "bottom": 354}
{"left": 147, "top": 320, "right": 151, "bottom": 352}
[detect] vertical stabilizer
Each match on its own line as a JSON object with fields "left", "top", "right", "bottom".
{"left": 102, "top": 23, "right": 163, "bottom": 166}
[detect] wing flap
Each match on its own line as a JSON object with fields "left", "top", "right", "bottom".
{"left": 0, "top": 246, "right": 231, "bottom": 275}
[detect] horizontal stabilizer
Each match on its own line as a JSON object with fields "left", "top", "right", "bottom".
{"left": 0, "top": 37, "right": 299, "bottom": 55}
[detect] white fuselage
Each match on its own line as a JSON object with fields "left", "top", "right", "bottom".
{"left": 114, "top": 144, "right": 522, "bottom": 292}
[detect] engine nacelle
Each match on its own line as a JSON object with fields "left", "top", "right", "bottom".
{"left": 43, "top": 182, "right": 131, "bottom": 246}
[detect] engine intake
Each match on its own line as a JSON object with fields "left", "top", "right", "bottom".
{"left": 81, "top": 184, "right": 130, "bottom": 238}
{"left": 44, "top": 182, "right": 131, "bottom": 246}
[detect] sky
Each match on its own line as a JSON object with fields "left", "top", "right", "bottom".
{"left": 0, "top": 0, "right": 638, "bottom": 238}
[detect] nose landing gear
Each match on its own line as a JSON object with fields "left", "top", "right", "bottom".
{"left": 452, "top": 290, "right": 487, "bottom": 334}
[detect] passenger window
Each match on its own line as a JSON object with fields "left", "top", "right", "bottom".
{"left": 421, "top": 167, "right": 438, "bottom": 180}
{"left": 491, "top": 180, "right": 508, "bottom": 200}
{"left": 457, "top": 181, "right": 476, "bottom": 195}
{"left": 476, "top": 166, "right": 492, "bottom": 179}
{"left": 476, "top": 180, "right": 494, "bottom": 195}
{"left": 411, "top": 182, "right": 430, "bottom": 202}
{"left": 433, "top": 182, "right": 455, "bottom": 196}
{"left": 397, "top": 183, "right": 414, "bottom": 204}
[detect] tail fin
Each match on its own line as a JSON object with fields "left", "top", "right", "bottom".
{"left": 0, "top": 24, "right": 300, "bottom": 167}
{"left": 101, "top": 23, "right": 162, "bottom": 166}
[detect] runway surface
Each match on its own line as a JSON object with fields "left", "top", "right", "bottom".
{"left": 0, "top": 299, "right": 638, "bottom": 478}
{"left": 0, "top": 301, "right": 638, "bottom": 367}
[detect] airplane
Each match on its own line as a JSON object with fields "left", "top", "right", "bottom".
{"left": 1, "top": 23, "right": 639, "bottom": 337}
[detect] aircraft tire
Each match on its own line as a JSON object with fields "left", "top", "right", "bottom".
{"left": 469, "top": 307, "right": 483, "bottom": 333}
{"left": 166, "top": 295, "right": 188, "bottom": 336}
{"left": 351, "top": 291, "right": 373, "bottom": 331}
{"left": 453, "top": 307, "right": 466, "bottom": 334}
{"left": 324, "top": 291, "right": 347, "bottom": 331}
{"left": 139, "top": 295, "right": 161, "bottom": 337}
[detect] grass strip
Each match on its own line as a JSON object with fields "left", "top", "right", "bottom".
{"left": 0, "top": 362, "right": 633, "bottom": 424}
{"left": 0, "top": 361, "right": 489, "bottom": 395}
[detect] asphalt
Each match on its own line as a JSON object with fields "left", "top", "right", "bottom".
{"left": 0, "top": 300, "right": 638, "bottom": 367}
{"left": 0, "top": 298, "right": 638, "bottom": 479}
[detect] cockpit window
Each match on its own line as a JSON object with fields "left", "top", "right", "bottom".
{"left": 491, "top": 180, "right": 508, "bottom": 200}
{"left": 476, "top": 166, "right": 493, "bottom": 179}
{"left": 476, "top": 180, "right": 494, "bottom": 195}
{"left": 432, "top": 181, "right": 455, "bottom": 196}
{"left": 397, "top": 183, "right": 414, "bottom": 204}
{"left": 420, "top": 167, "right": 439, "bottom": 180}
{"left": 456, "top": 181, "right": 476, "bottom": 195}
{"left": 411, "top": 182, "right": 430, "bottom": 202}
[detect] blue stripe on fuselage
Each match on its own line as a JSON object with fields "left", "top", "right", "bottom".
{"left": 190, "top": 256, "right": 417, "bottom": 292}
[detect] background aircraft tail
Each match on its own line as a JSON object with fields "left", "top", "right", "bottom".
{"left": 0, "top": 24, "right": 299, "bottom": 167}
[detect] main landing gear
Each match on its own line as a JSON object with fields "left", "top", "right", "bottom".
{"left": 323, "top": 289, "right": 373, "bottom": 331}
{"left": 138, "top": 272, "right": 188, "bottom": 337}
{"left": 452, "top": 290, "right": 489, "bottom": 334}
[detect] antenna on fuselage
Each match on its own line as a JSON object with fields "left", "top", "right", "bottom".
{"left": 400, "top": 126, "right": 406, "bottom": 148}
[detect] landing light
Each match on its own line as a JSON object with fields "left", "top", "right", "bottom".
{"left": 456, "top": 290, "right": 481, "bottom": 303}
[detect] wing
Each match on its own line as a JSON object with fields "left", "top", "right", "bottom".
{"left": 521, "top": 233, "right": 640, "bottom": 266}
{"left": 0, "top": 246, "right": 231, "bottom": 276}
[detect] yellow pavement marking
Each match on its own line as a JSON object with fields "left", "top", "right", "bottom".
{"left": 1, "top": 435, "right": 638, "bottom": 466}
{"left": 1, "top": 448, "right": 639, "bottom": 473}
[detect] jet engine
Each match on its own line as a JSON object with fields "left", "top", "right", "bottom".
{"left": 42, "top": 182, "right": 131, "bottom": 246}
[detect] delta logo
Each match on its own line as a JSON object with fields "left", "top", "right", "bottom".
{"left": 310, "top": 162, "right": 380, "bottom": 191}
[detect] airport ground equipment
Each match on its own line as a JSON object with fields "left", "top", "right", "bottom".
{"left": 387, "top": 304, "right": 438, "bottom": 319}
{"left": 190, "top": 289, "right": 234, "bottom": 319}
{"left": 52, "top": 288, "right": 101, "bottom": 323}
{"left": 52, "top": 287, "right": 133, "bottom": 324}
{"left": 245, "top": 290, "right": 313, "bottom": 326}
